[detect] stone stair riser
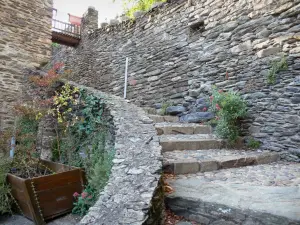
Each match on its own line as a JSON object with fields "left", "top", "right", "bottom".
{"left": 156, "top": 126, "right": 212, "bottom": 135}
{"left": 160, "top": 139, "right": 223, "bottom": 152}
{"left": 163, "top": 154, "right": 280, "bottom": 174}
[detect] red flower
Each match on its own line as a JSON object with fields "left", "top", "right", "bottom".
{"left": 216, "top": 104, "right": 221, "bottom": 110}
{"left": 202, "top": 107, "right": 207, "bottom": 112}
{"left": 215, "top": 116, "right": 220, "bottom": 120}
{"left": 53, "top": 62, "right": 64, "bottom": 70}
{"left": 218, "top": 90, "right": 223, "bottom": 93}
{"left": 73, "top": 192, "right": 79, "bottom": 198}
{"left": 81, "top": 192, "right": 88, "bottom": 199}
{"left": 87, "top": 195, "right": 93, "bottom": 199}
{"left": 209, "top": 96, "right": 213, "bottom": 102}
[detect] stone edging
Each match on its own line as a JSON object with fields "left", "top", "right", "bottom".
{"left": 69, "top": 83, "right": 163, "bottom": 225}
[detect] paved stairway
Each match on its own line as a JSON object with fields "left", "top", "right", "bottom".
{"left": 150, "top": 115, "right": 300, "bottom": 225}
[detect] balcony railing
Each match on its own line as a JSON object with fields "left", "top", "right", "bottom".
{"left": 52, "top": 19, "right": 81, "bottom": 39}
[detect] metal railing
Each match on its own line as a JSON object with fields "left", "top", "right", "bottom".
{"left": 52, "top": 19, "right": 81, "bottom": 38}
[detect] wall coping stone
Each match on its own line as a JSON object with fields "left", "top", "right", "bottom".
{"left": 68, "top": 82, "right": 163, "bottom": 225}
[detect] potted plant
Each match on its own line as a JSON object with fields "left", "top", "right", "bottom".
{"left": 0, "top": 112, "right": 85, "bottom": 225}
{"left": 7, "top": 160, "right": 85, "bottom": 225}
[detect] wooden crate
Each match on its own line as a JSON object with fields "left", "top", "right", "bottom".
{"left": 7, "top": 160, "right": 85, "bottom": 225}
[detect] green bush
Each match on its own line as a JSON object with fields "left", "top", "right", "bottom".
{"left": 247, "top": 137, "right": 261, "bottom": 149}
{"left": 121, "top": 0, "right": 166, "bottom": 18}
{"left": 210, "top": 87, "right": 247, "bottom": 143}
{"left": 0, "top": 158, "right": 12, "bottom": 215}
{"left": 267, "top": 56, "right": 288, "bottom": 85}
{"left": 51, "top": 89, "right": 115, "bottom": 216}
{"left": 160, "top": 102, "right": 172, "bottom": 116}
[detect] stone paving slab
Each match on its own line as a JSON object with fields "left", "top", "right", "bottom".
{"left": 155, "top": 122, "right": 212, "bottom": 135}
{"left": 0, "top": 214, "right": 81, "bottom": 225}
{"left": 159, "top": 134, "right": 223, "bottom": 152}
{"left": 166, "top": 162, "right": 300, "bottom": 225}
{"left": 163, "top": 149, "right": 280, "bottom": 174}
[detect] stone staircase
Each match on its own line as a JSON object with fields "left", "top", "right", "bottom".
{"left": 149, "top": 115, "right": 300, "bottom": 225}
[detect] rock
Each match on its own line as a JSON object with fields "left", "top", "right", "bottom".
{"left": 191, "top": 103, "right": 209, "bottom": 112}
{"left": 222, "top": 21, "right": 238, "bottom": 32}
{"left": 166, "top": 106, "right": 187, "bottom": 115}
{"left": 189, "top": 89, "right": 200, "bottom": 97}
{"left": 196, "top": 98, "right": 207, "bottom": 105}
{"left": 230, "top": 40, "right": 252, "bottom": 54}
{"left": 291, "top": 97, "right": 300, "bottom": 104}
{"left": 100, "top": 22, "right": 108, "bottom": 28}
{"left": 256, "top": 28, "right": 271, "bottom": 38}
{"left": 176, "top": 222, "right": 193, "bottom": 225}
{"left": 153, "top": 103, "right": 162, "bottom": 109}
{"left": 109, "top": 19, "right": 119, "bottom": 25}
{"left": 180, "top": 112, "right": 215, "bottom": 123}
{"left": 257, "top": 47, "right": 281, "bottom": 58}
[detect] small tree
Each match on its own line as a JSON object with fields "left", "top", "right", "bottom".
{"left": 115, "top": 0, "right": 166, "bottom": 18}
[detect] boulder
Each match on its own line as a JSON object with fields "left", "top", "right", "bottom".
{"left": 166, "top": 106, "right": 186, "bottom": 115}
{"left": 180, "top": 112, "right": 215, "bottom": 123}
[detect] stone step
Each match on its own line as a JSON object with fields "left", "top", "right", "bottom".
{"left": 155, "top": 122, "right": 212, "bottom": 135}
{"left": 149, "top": 115, "right": 179, "bottom": 123}
{"left": 159, "top": 134, "right": 223, "bottom": 152}
{"left": 166, "top": 162, "right": 300, "bottom": 225}
{"left": 163, "top": 149, "right": 280, "bottom": 174}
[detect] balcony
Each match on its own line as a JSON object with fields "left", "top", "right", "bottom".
{"left": 52, "top": 10, "right": 82, "bottom": 47}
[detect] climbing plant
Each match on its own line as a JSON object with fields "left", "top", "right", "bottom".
{"left": 50, "top": 88, "right": 114, "bottom": 216}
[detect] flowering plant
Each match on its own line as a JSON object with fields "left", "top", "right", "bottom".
{"left": 209, "top": 87, "right": 247, "bottom": 143}
{"left": 72, "top": 186, "right": 97, "bottom": 216}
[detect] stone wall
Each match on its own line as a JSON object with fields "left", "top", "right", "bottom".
{"left": 57, "top": 0, "right": 300, "bottom": 158}
{"left": 0, "top": 0, "right": 52, "bottom": 129}
{"left": 68, "top": 83, "right": 163, "bottom": 225}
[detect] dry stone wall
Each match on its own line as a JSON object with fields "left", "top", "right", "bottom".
{"left": 57, "top": 0, "right": 300, "bottom": 159}
{"left": 68, "top": 82, "right": 163, "bottom": 225}
{"left": 0, "top": 0, "right": 52, "bottom": 129}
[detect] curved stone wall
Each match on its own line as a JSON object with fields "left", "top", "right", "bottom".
{"left": 54, "top": 0, "right": 300, "bottom": 160}
{"left": 69, "top": 83, "right": 163, "bottom": 225}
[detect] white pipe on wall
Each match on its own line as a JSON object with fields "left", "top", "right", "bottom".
{"left": 124, "top": 57, "right": 129, "bottom": 99}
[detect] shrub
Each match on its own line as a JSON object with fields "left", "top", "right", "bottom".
{"left": 160, "top": 102, "right": 172, "bottom": 116}
{"left": 121, "top": 0, "right": 166, "bottom": 18}
{"left": 72, "top": 185, "right": 96, "bottom": 216}
{"left": 247, "top": 137, "right": 261, "bottom": 149}
{"left": 0, "top": 158, "right": 12, "bottom": 215}
{"left": 210, "top": 87, "right": 247, "bottom": 143}
{"left": 267, "top": 56, "right": 288, "bottom": 85}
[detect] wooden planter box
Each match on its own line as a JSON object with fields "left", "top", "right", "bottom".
{"left": 7, "top": 160, "right": 85, "bottom": 225}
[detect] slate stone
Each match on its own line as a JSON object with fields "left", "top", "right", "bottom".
{"left": 291, "top": 97, "right": 300, "bottom": 104}
{"left": 180, "top": 112, "right": 215, "bottom": 123}
{"left": 166, "top": 106, "right": 187, "bottom": 115}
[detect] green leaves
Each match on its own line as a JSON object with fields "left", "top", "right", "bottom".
{"left": 267, "top": 56, "right": 288, "bottom": 85}
{"left": 210, "top": 87, "right": 247, "bottom": 143}
{"left": 122, "top": 0, "right": 166, "bottom": 18}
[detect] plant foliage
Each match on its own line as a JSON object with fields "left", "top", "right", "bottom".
{"left": 267, "top": 56, "right": 288, "bottom": 85}
{"left": 247, "top": 137, "right": 261, "bottom": 149}
{"left": 119, "top": 0, "right": 166, "bottom": 18}
{"left": 210, "top": 87, "right": 247, "bottom": 143}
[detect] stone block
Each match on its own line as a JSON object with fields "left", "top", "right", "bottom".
{"left": 174, "top": 161, "right": 200, "bottom": 174}
{"left": 199, "top": 161, "right": 219, "bottom": 172}
{"left": 257, "top": 47, "right": 281, "bottom": 58}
